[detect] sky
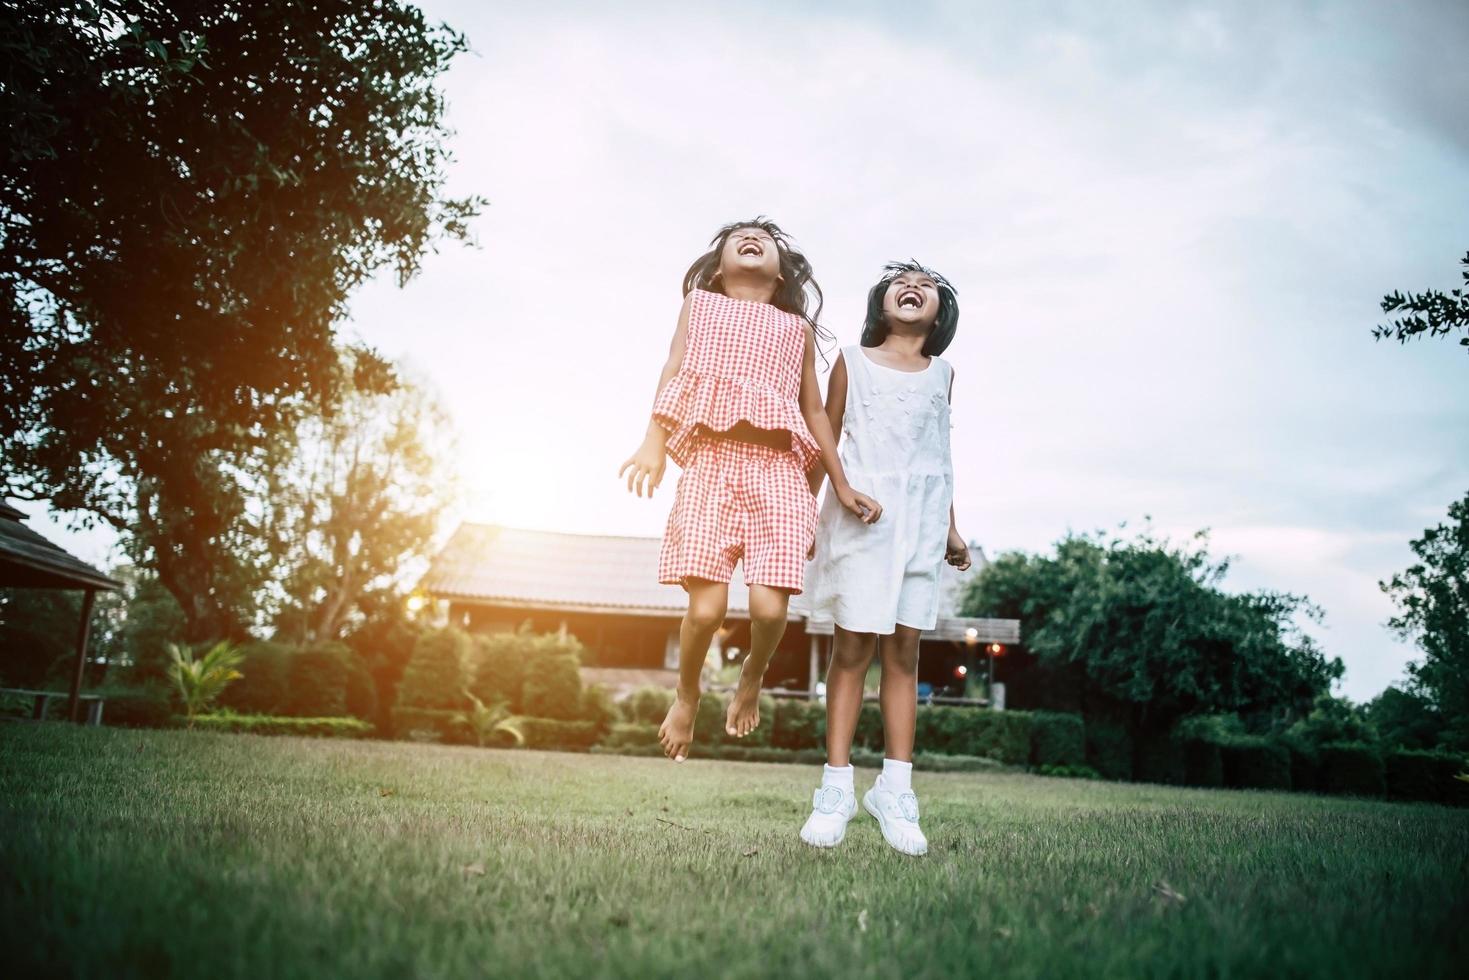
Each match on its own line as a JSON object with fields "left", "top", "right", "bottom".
{"left": 26, "top": 0, "right": 1469, "bottom": 701}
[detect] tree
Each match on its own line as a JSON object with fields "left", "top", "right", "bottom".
{"left": 1373, "top": 251, "right": 1469, "bottom": 353}
{"left": 1381, "top": 491, "right": 1469, "bottom": 749}
{"left": 963, "top": 527, "right": 1341, "bottom": 737}
{"left": 266, "top": 350, "right": 455, "bottom": 644}
{"left": 1366, "top": 685, "right": 1442, "bottom": 751}
{"left": 0, "top": 1, "right": 481, "bottom": 642}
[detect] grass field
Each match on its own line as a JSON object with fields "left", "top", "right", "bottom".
{"left": 2, "top": 725, "right": 1466, "bottom": 979}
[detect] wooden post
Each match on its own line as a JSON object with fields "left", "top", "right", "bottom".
{"left": 67, "top": 589, "right": 96, "bottom": 724}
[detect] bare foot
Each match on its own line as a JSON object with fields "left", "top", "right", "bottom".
{"left": 725, "top": 660, "right": 765, "bottom": 738}
{"left": 658, "top": 690, "right": 698, "bottom": 762}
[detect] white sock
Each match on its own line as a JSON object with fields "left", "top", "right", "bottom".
{"left": 881, "top": 758, "right": 913, "bottom": 793}
{"left": 822, "top": 763, "right": 854, "bottom": 793}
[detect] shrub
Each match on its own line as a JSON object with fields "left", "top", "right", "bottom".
{"left": 1280, "top": 736, "right": 1320, "bottom": 793}
{"left": 341, "top": 650, "right": 378, "bottom": 723}
{"left": 695, "top": 692, "right": 731, "bottom": 745}
{"left": 470, "top": 626, "right": 587, "bottom": 711}
{"left": 1030, "top": 712, "right": 1086, "bottom": 767}
{"left": 187, "top": 712, "right": 371, "bottom": 738}
{"left": 1086, "top": 721, "right": 1134, "bottom": 781}
{"left": 1184, "top": 738, "right": 1223, "bottom": 787}
{"left": 914, "top": 708, "right": 1033, "bottom": 764}
{"left": 772, "top": 698, "right": 823, "bottom": 750}
{"left": 1221, "top": 737, "right": 1292, "bottom": 791}
{"left": 579, "top": 684, "right": 617, "bottom": 736}
{"left": 99, "top": 683, "right": 174, "bottom": 728}
{"left": 516, "top": 717, "right": 601, "bottom": 751}
{"left": 1385, "top": 749, "right": 1469, "bottom": 804}
{"left": 1319, "top": 741, "right": 1385, "bottom": 797}
{"left": 622, "top": 686, "right": 674, "bottom": 725}
{"left": 521, "top": 654, "right": 583, "bottom": 720}
{"left": 1035, "top": 763, "right": 1102, "bottom": 780}
{"left": 219, "top": 642, "right": 292, "bottom": 715}
{"left": 286, "top": 644, "right": 349, "bottom": 718}
{"left": 395, "top": 628, "right": 471, "bottom": 711}
{"left": 600, "top": 722, "right": 661, "bottom": 749}
{"left": 471, "top": 632, "right": 528, "bottom": 711}
{"left": 853, "top": 702, "right": 885, "bottom": 751}
{"left": 1134, "top": 734, "right": 1187, "bottom": 785}
{"left": 391, "top": 706, "right": 472, "bottom": 744}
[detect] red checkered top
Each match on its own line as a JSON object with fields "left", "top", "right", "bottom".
{"left": 652, "top": 289, "right": 818, "bottom": 471}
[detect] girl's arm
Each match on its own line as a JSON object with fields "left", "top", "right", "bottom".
{"left": 619, "top": 293, "right": 693, "bottom": 498}
{"left": 945, "top": 365, "right": 971, "bottom": 569}
{"left": 800, "top": 330, "right": 881, "bottom": 524}
{"left": 806, "top": 352, "right": 848, "bottom": 495}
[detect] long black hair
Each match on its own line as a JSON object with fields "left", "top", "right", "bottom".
{"left": 859, "top": 260, "right": 959, "bottom": 356}
{"left": 682, "top": 217, "right": 834, "bottom": 353}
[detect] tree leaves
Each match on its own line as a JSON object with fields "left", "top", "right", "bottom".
{"left": 0, "top": 1, "right": 482, "bottom": 641}
{"left": 1373, "top": 251, "right": 1469, "bottom": 354}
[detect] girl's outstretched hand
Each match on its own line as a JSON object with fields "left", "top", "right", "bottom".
{"left": 838, "top": 486, "right": 882, "bottom": 524}
{"left": 946, "top": 529, "right": 971, "bottom": 570}
{"left": 618, "top": 438, "right": 667, "bottom": 498}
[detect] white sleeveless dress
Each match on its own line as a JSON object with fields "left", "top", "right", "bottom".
{"left": 806, "top": 346, "right": 954, "bottom": 633}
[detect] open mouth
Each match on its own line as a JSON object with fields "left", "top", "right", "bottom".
{"left": 896, "top": 289, "right": 923, "bottom": 310}
{"left": 737, "top": 241, "right": 764, "bottom": 257}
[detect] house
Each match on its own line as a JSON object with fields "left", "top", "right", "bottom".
{"left": 421, "top": 524, "right": 1019, "bottom": 701}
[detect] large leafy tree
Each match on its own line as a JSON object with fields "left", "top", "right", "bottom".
{"left": 0, "top": 1, "right": 480, "bottom": 641}
{"left": 963, "top": 528, "right": 1341, "bottom": 735}
{"left": 267, "top": 349, "right": 456, "bottom": 644}
{"left": 1381, "top": 491, "right": 1469, "bottom": 749}
{"left": 1373, "top": 251, "right": 1469, "bottom": 353}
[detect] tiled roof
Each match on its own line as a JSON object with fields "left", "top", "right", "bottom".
{"left": 423, "top": 523, "right": 1018, "bottom": 644}
{"left": 0, "top": 501, "right": 122, "bottom": 591}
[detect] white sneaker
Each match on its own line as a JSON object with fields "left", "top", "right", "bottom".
{"left": 862, "top": 778, "right": 928, "bottom": 856}
{"left": 799, "top": 783, "right": 857, "bottom": 848}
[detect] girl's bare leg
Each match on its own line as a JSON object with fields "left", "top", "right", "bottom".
{"left": 725, "top": 584, "right": 791, "bottom": 737}
{"left": 659, "top": 579, "right": 728, "bottom": 762}
{"left": 877, "top": 625, "right": 922, "bottom": 762}
{"left": 824, "top": 626, "right": 877, "bottom": 766}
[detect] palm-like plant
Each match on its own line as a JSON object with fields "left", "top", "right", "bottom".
{"left": 457, "top": 691, "right": 525, "bottom": 748}
{"left": 166, "top": 641, "right": 245, "bottom": 727}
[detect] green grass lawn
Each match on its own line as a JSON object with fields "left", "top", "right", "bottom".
{"left": 2, "top": 725, "right": 1466, "bottom": 979}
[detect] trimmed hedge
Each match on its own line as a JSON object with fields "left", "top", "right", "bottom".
{"left": 186, "top": 713, "right": 372, "bottom": 738}
{"left": 1030, "top": 712, "right": 1086, "bottom": 768}
{"left": 219, "top": 642, "right": 291, "bottom": 715}
{"left": 771, "top": 698, "right": 823, "bottom": 750}
{"left": 1282, "top": 738, "right": 1320, "bottom": 793}
{"left": 287, "top": 645, "right": 349, "bottom": 718}
{"left": 396, "top": 628, "right": 470, "bottom": 711}
{"left": 98, "top": 684, "right": 175, "bottom": 729}
{"left": 1221, "top": 737, "right": 1292, "bottom": 791}
{"left": 1319, "top": 742, "right": 1386, "bottom": 797}
{"left": 623, "top": 687, "right": 674, "bottom": 725}
{"left": 517, "top": 717, "right": 601, "bottom": 751}
{"left": 392, "top": 707, "right": 471, "bottom": 744}
{"left": 521, "top": 654, "right": 583, "bottom": 720}
{"left": 1184, "top": 738, "right": 1223, "bottom": 788}
{"left": 914, "top": 707, "right": 1033, "bottom": 765}
{"left": 1086, "top": 721, "right": 1134, "bottom": 781}
{"left": 1134, "top": 735, "right": 1186, "bottom": 785}
{"left": 600, "top": 722, "right": 660, "bottom": 749}
{"left": 1385, "top": 749, "right": 1469, "bottom": 805}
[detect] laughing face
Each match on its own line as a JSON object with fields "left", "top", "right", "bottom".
{"left": 717, "top": 226, "right": 782, "bottom": 283}
{"left": 882, "top": 271, "right": 941, "bottom": 332}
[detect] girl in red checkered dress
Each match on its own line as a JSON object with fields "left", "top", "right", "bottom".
{"left": 620, "top": 218, "right": 882, "bottom": 763}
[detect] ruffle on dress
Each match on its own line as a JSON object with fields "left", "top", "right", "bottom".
{"left": 653, "top": 369, "right": 819, "bottom": 471}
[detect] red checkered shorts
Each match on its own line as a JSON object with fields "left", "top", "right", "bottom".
{"left": 658, "top": 436, "right": 819, "bottom": 593}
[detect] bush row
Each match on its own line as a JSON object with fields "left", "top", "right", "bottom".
{"left": 184, "top": 712, "right": 373, "bottom": 738}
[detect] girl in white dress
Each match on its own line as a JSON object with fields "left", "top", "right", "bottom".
{"left": 800, "top": 261, "right": 971, "bottom": 856}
